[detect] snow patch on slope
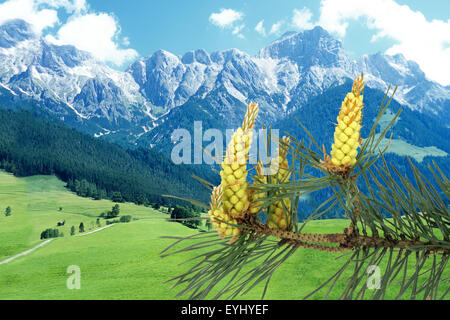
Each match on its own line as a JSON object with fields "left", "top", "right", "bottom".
{"left": 0, "top": 82, "right": 17, "bottom": 95}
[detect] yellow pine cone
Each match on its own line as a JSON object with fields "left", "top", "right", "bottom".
{"left": 330, "top": 75, "right": 365, "bottom": 168}
{"left": 268, "top": 199, "right": 291, "bottom": 230}
{"left": 207, "top": 186, "right": 240, "bottom": 242}
{"left": 220, "top": 103, "right": 259, "bottom": 218}
{"left": 220, "top": 129, "right": 252, "bottom": 218}
{"left": 268, "top": 137, "right": 292, "bottom": 230}
{"left": 209, "top": 208, "right": 240, "bottom": 239}
{"left": 249, "top": 161, "right": 267, "bottom": 215}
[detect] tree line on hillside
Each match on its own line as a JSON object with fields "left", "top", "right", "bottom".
{"left": 170, "top": 205, "right": 205, "bottom": 229}
{"left": 0, "top": 108, "right": 215, "bottom": 207}
{"left": 40, "top": 204, "right": 134, "bottom": 240}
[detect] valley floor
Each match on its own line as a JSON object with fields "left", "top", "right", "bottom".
{"left": 0, "top": 171, "right": 448, "bottom": 300}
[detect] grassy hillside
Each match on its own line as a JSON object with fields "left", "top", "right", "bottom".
{"left": 0, "top": 171, "right": 448, "bottom": 300}
{"left": 0, "top": 171, "right": 164, "bottom": 260}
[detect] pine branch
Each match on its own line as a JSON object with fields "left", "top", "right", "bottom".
{"left": 161, "top": 78, "right": 449, "bottom": 300}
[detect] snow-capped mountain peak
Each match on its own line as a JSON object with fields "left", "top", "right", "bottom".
{"left": 181, "top": 49, "right": 212, "bottom": 65}
{"left": 0, "top": 19, "right": 152, "bottom": 133}
{"left": 0, "top": 19, "right": 36, "bottom": 48}
{"left": 258, "top": 26, "right": 353, "bottom": 77}
{"left": 0, "top": 19, "right": 449, "bottom": 140}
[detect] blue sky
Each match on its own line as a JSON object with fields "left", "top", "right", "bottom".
{"left": 0, "top": 0, "right": 449, "bottom": 85}
{"left": 87, "top": 0, "right": 449, "bottom": 58}
{"left": 89, "top": 0, "right": 450, "bottom": 57}
{"left": 85, "top": 0, "right": 322, "bottom": 57}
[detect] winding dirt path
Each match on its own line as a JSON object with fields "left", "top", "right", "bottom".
{"left": 75, "top": 224, "right": 114, "bottom": 236}
{"left": 0, "top": 224, "right": 116, "bottom": 265}
{"left": 0, "top": 239, "right": 54, "bottom": 265}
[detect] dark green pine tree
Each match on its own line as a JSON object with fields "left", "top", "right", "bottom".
{"left": 111, "top": 192, "right": 123, "bottom": 203}
{"left": 111, "top": 204, "right": 120, "bottom": 218}
{"left": 0, "top": 109, "right": 214, "bottom": 208}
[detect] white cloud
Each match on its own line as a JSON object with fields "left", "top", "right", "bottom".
{"left": 0, "top": 0, "right": 137, "bottom": 67}
{"left": 255, "top": 20, "right": 266, "bottom": 36}
{"left": 292, "top": 7, "right": 315, "bottom": 30}
{"left": 0, "top": 0, "right": 58, "bottom": 33}
{"left": 318, "top": 0, "right": 450, "bottom": 86}
{"left": 122, "top": 36, "right": 130, "bottom": 47}
{"left": 209, "top": 8, "right": 245, "bottom": 38}
{"left": 232, "top": 24, "right": 244, "bottom": 34}
{"left": 269, "top": 20, "right": 284, "bottom": 35}
{"left": 209, "top": 8, "right": 243, "bottom": 28}
{"left": 37, "top": 0, "right": 87, "bottom": 14}
{"left": 232, "top": 24, "right": 245, "bottom": 39}
{"left": 0, "top": 0, "right": 89, "bottom": 34}
{"left": 46, "top": 13, "right": 138, "bottom": 66}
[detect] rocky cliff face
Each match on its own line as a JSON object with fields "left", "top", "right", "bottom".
{"left": 1, "top": 20, "right": 449, "bottom": 141}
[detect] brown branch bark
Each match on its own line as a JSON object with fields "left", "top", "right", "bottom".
{"left": 239, "top": 217, "right": 449, "bottom": 255}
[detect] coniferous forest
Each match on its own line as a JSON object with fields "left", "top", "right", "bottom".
{"left": 0, "top": 108, "right": 215, "bottom": 206}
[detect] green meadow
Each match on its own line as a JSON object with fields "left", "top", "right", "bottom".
{"left": 0, "top": 171, "right": 448, "bottom": 300}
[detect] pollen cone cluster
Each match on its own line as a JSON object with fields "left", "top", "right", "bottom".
{"left": 248, "top": 161, "right": 267, "bottom": 215}
{"left": 330, "top": 75, "right": 365, "bottom": 168}
{"left": 220, "top": 103, "right": 259, "bottom": 219}
{"left": 207, "top": 185, "right": 240, "bottom": 242}
{"left": 268, "top": 137, "right": 292, "bottom": 230}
